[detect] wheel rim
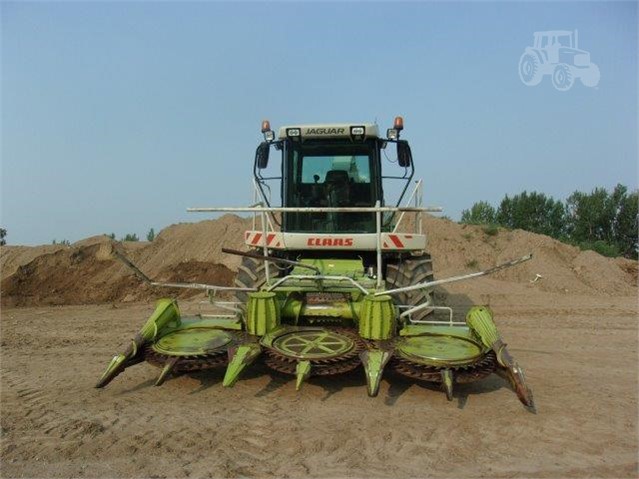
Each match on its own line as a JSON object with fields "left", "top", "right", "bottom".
{"left": 520, "top": 57, "right": 535, "bottom": 81}
{"left": 553, "top": 65, "right": 573, "bottom": 90}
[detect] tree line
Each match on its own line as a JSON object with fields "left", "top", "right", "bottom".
{"left": 460, "top": 184, "right": 638, "bottom": 259}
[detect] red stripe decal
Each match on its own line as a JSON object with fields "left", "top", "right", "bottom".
{"left": 252, "top": 233, "right": 262, "bottom": 245}
{"left": 389, "top": 235, "right": 404, "bottom": 248}
{"left": 266, "top": 233, "right": 276, "bottom": 245}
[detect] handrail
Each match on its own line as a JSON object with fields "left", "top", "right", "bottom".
{"left": 188, "top": 206, "right": 442, "bottom": 213}
{"left": 252, "top": 178, "right": 277, "bottom": 231}
{"left": 190, "top": 179, "right": 441, "bottom": 291}
{"left": 393, "top": 179, "right": 423, "bottom": 233}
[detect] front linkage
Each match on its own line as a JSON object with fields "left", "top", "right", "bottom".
{"left": 96, "top": 254, "right": 535, "bottom": 411}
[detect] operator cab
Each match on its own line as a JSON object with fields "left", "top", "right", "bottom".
{"left": 254, "top": 118, "right": 413, "bottom": 234}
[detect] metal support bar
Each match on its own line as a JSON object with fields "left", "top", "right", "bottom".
{"left": 261, "top": 210, "right": 271, "bottom": 284}
{"left": 208, "top": 301, "right": 243, "bottom": 314}
{"left": 376, "top": 254, "right": 533, "bottom": 297}
{"left": 252, "top": 178, "right": 277, "bottom": 231}
{"left": 375, "top": 200, "right": 382, "bottom": 289}
{"left": 400, "top": 305, "right": 455, "bottom": 323}
{"left": 396, "top": 305, "right": 465, "bottom": 326}
{"left": 392, "top": 179, "right": 422, "bottom": 233}
{"left": 418, "top": 180, "right": 423, "bottom": 235}
{"left": 112, "top": 247, "right": 256, "bottom": 294}
{"left": 266, "top": 275, "right": 370, "bottom": 295}
{"left": 222, "top": 248, "right": 321, "bottom": 274}
{"left": 150, "top": 282, "right": 256, "bottom": 292}
{"left": 189, "top": 206, "right": 443, "bottom": 213}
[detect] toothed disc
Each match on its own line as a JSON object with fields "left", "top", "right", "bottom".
{"left": 391, "top": 351, "right": 497, "bottom": 384}
{"left": 145, "top": 346, "right": 229, "bottom": 372}
{"left": 264, "top": 328, "right": 365, "bottom": 376}
{"left": 145, "top": 328, "right": 238, "bottom": 372}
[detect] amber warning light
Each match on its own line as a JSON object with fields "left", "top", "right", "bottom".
{"left": 261, "top": 120, "right": 275, "bottom": 142}
{"left": 387, "top": 116, "right": 404, "bottom": 140}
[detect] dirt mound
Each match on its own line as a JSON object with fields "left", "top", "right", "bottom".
{"left": 1, "top": 214, "right": 248, "bottom": 307}
{"left": 1, "top": 243, "right": 234, "bottom": 308}
{"left": 421, "top": 215, "right": 637, "bottom": 295}
{"left": 1, "top": 244, "right": 67, "bottom": 280}
{"left": 1, "top": 214, "right": 636, "bottom": 307}
{"left": 134, "top": 214, "right": 250, "bottom": 274}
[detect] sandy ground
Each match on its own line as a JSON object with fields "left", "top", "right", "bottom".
{"left": 1, "top": 282, "right": 637, "bottom": 478}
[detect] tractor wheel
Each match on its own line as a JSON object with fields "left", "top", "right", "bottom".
{"left": 580, "top": 63, "right": 600, "bottom": 88}
{"left": 385, "top": 254, "right": 435, "bottom": 322}
{"left": 518, "top": 53, "right": 542, "bottom": 86}
{"left": 233, "top": 249, "right": 269, "bottom": 306}
{"left": 552, "top": 64, "right": 575, "bottom": 91}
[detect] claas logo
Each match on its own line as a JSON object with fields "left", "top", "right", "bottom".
{"left": 307, "top": 238, "right": 354, "bottom": 247}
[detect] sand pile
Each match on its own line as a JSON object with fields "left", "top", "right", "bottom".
{"left": 1, "top": 244, "right": 66, "bottom": 280}
{"left": 421, "top": 215, "right": 637, "bottom": 296}
{"left": 0, "top": 214, "right": 246, "bottom": 307}
{"left": 1, "top": 214, "right": 636, "bottom": 307}
{"left": 0, "top": 239, "right": 235, "bottom": 307}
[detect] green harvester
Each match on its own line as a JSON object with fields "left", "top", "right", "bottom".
{"left": 96, "top": 118, "right": 535, "bottom": 410}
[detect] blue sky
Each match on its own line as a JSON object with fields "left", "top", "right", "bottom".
{"left": 2, "top": 1, "right": 637, "bottom": 245}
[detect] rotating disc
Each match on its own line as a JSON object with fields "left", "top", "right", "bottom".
{"left": 271, "top": 329, "right": 354, "bottom": 360}
{"left": 264, "top": 328, "right": 365, "bottom": 376}
{"left": 151, "top": 328, "right": 235, "bottom": 357}
{"left": 396, "top": 333, "right": 484, "bottom": 367}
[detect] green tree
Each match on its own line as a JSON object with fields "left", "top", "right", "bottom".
{"left": 566, "top": 187, "right": 611, "bottom": 242}
{"left": 0, "top": 228, "right": 6, "bottom": 246}
{"left": 615, "top": 190, "right": 638, "bottom": 258}
{"left": 146, "top": 228, "right": 156, "bottom": 242}
{"left": 496, "top": 191, "right": 566, "bottom": 238}
{"left": 565, "top": 184, "right": 635, "bottom": 254}
{"left": 122, "top": 233, "right": 139, "bottom": 242}
{"left": 459, "top": 184, "right": 637, "bottom": 259}
{"left": 460, "top": 201, "right": 496, "bottom": 225}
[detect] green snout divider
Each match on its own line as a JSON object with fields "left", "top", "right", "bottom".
{"left": 140, "top": 298, "right": 181, "bottom": 341}
{"left": 246, "top": 291, "right": 280, "bottom": 336}
{"left": 358, "top": 295, "right": 396, "bottom": 340}
{"left": 466, "top": 306, "right": 499, "bottom": 349}
{"left": 95, "top": 298, "right": 180, "bottom": 388}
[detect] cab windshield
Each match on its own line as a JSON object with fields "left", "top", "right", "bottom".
{"left": 283, "top": 140, "right": 381, "bottom": 233}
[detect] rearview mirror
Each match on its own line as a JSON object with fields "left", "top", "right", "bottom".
{"left": 255, "top": 142, "right": 270, "bottom": 169}
{"left": 397, "top": 140, "right": 412, "bottom": 168}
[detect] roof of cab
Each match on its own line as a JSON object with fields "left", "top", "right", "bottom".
{"left": 277, "top": 123, "right": 379, "bottom": 140}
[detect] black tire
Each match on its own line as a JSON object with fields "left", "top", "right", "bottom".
{"left": 233, "top": 250, "right": 269, "bottom": 306}
{"left": 385, "top": 254, "right": 435, "bottom": 322}
{"left": 518, "top": 53, "right": 542, "bottom": 86}
{"left": 552, "top": 64, "right": 574, "bottom": 91}
{"left": 580, "top": 63, "right": 600, "bottom": 87}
